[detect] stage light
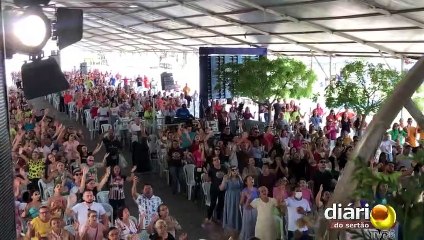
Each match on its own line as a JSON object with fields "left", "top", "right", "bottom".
{"left": 14, "top": 14, "right": 49, "bottom": 48}
{"left": 4, "top": 7, "right": 51, "bottom": 56}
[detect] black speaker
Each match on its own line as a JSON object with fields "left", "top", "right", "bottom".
{"left": 56, "top": 7, "right": 83, "bottom": 50}
{"left": 80, "top": 62, "right": 87, "bottom": 75}
{"left": 21, "top": 57, "right": 70, "bottom": 100}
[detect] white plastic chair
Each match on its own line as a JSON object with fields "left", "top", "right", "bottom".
{"left": 68, "top": 102, "right": 76, "bottom": 119}
{"left": 183, "top": 164, "right": 196, "bottom": 200}
{"left": 87, "top": 118, "right": 98, "bottom": 140}
{"left": 96, "top": 191, "right": 109, "bottom": 204}
{"left": 38, "top": 179, "right": 54, "bottom": 201}
{"left": 129, "top": 216, "right": 138, "bottom": 225}
{"left": 64, "top": 225, "right": 76, "bottom": 236}
{"left": 101, "top": 124, "right": 112, "bottom": 133}
{"left": 159, "top": 150, "right": 169, "bottom": 184}
{"left": 101, "top": 203, "right": 114, "bottom": 225}
{"left": 84, "top": 109, "right": 92, "bottom": 127}
{"left": 113, "top": 119, "right": 119, "bottom": 131}
{"left": 53, "top": 96, "right": 60, "bottom": 110}
{"left": 202, "top": 182, "right": 211, "bottom": 207}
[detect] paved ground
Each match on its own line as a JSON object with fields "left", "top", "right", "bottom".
{"left": 29, "top": 97, "right": 226, "bottom": 239}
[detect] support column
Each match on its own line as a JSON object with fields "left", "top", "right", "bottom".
{"left": 0, "top": 2, "right": 17, "bottom": 238}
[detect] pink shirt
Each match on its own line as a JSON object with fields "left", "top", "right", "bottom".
{"left": 273, "top": 186, "right": 289, "bottom": 203}
{"left": 292, "top": 139, "right": 302, "bottom": 150}
{"left": 192, "top": 150, "right": 203, "bottom": 168}
{"left": 81, "top": 223, "right": 105, "bottom": 240}
{"left": 301, "top": 188, "right": 314, "bottom": 207}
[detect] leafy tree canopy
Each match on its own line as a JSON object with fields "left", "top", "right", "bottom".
{"left": 325, "top": 61, "right": 402, "bottom": 116}
{"left": 216, "top": 56, "right": 317, "bottom": 105}
{"left": 350, "top": 152, "right": 424, "bottom": 240}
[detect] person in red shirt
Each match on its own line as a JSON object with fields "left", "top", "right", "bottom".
{"left": 314, "top": 103, "right": 324, "bottom": 117}
{"left": 82, "top": 94, "right": 91, "bottom": 109}
{"left": 90, "top": 102, "right": 99, "bottom": 119}
{"left": 63, "top": 91, "right": 73, "bottom": 114}
{"left": 336, "top": 106, "right": 355, "bottom": 120}
{"left": 326, "top": 109, "right": 337, "bottom": 123}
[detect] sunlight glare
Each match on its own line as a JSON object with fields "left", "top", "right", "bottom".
{"left": 14, "top": 15, "right": 48, "bottom": 47}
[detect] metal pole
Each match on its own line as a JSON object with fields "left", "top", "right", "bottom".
{"left": 317, "top": 57, "right": 424, "bottom": 239}
{"left": 0, "top": 3, "right": 17, "bottom": 238}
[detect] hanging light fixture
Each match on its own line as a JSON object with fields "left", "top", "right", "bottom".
{"left": 9, "top": 7, "right": 51, "bottom": 55}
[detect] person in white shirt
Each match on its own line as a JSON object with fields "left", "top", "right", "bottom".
{"left": 69, "top": 190, "right": 109, "bottom": 234}
{"left": 41, "top": 138, "right": 55, "bottom": 158}
{"left": 284, "top": 186, "right": 311, "bottom": 240}
{"left": 118, "top": 111, "right": 131, "bottom": 148}
{"left": 131, "top": 176, "right": 162, "bottom": 231}
{"left": 130, "top": 118, "right": 142, "bottom": 143}
{"left": 380, "top": 132, "right": 397, "bottom": 162}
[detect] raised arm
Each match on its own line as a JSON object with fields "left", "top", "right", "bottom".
{"left": 97, "top": 167, "right": 111, "bottom": 191}
{"left": 131, "top": 176, "right": 139, "bottom": 199}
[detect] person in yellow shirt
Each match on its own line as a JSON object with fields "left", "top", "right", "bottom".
{"left": 26, "top": 206, "right": 51, "bottom": 240}
{"left": 406, "top": 118, "right": 418, "bottom": 147}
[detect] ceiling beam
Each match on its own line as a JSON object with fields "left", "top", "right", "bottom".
{"left": 62, "top": 2, "right": 205, "bottom": 51}
{"left": 85, "top": 12, "right": 197, "bottom": 51}
{"left": 144, "top": 25, "right": 422, "bottom": 38}
{"left": 86, "top": 7, "right": 238, "bottom": 49}
{"left": 167, "top": 0, "right": 329, "bottom": 55}
{"left": 82, "top": 20, "right": 163, "bottom": 51}
{"left": 126, "top": 3, "right": 264, "bottom": 48}
{"left": 82, "top": 29, "right": 151, "bottom": 51}
{"left": 353, "top": 0, "right": 424, "bottom": 29}
{"left": 232, "top": 0, "right": 401, "bottom": 58}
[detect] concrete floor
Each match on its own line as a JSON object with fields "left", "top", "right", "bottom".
{"left": 29, "top": 97, "right": 227, "bottom": 239}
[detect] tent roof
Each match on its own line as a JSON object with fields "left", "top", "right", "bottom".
{"left": 5, "top": 0, "right": 424, "bottom": 58}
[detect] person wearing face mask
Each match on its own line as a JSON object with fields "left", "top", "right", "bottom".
{"left": 283, "top": 186, "right": 311, "bottom": 240}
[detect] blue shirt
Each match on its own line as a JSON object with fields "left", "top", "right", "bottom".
{"left": 24, "top": 123, "right": 35, "bottom": 131}
{"left": 176, "top": 108, "right": 191, "bottom": 119}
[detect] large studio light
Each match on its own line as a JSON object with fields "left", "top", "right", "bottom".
{"left": 4, "top": 7, "right": 51, "bottom": 56}
{"left": 13, "top": 11, "right": 51, "bottom": 49}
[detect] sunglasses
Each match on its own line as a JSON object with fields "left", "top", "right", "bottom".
{"left": 319, "top": 161, "right": 327, "bottom": 164}
{"left": 215, "top": 148, "right": 220, "bottom": 151}
{"left": 74, "top": 173, "right": 82, "bottom": 176}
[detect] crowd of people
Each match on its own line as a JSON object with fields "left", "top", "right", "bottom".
{"left": 9, "top": 69, "right": 424, "bottom": 240}
{"left": 10, "top": 70, "right": 193, "bottom": 240}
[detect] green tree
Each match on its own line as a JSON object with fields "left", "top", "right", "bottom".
{"left": 325, "top": 61, "right": 402, "bottom": 130}
{"left": 347, "top": 153, "right": 424, "bottom": 240}
{"left": 216, "top": 56, "right": 316, "bottom": 123}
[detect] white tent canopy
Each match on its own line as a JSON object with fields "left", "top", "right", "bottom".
{"left": 3, "top": 0, "right": 424, "bottom": 58}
